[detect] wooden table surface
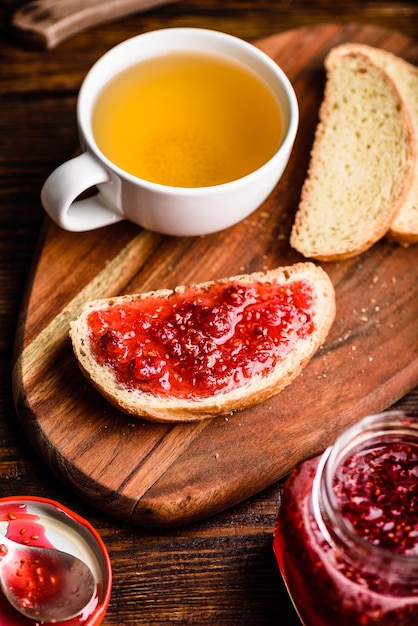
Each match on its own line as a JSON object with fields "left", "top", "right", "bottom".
{"left": 1, "top": 1, "right": 417, "bottom": 624}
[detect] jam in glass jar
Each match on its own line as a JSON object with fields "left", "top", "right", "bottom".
{"left": 273, "top": 410, "right": 418, "bottom": 626}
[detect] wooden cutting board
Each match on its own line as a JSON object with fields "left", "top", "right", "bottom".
{"left": 12, "top": 23, "right": 418, "bottom": 527}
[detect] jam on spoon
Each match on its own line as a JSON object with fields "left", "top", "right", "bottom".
{"left": 0, "top": 532, "right": 96, "bottom": 623}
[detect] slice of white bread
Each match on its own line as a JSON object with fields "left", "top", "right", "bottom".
{"left": 290, "top": 45, "right": 415, "bottom": 260}
{"left": 70, "top": 263, "right": 335, "bottom": 423}
{"left": 334, "top": 43, "right": 418, "bottom": 246}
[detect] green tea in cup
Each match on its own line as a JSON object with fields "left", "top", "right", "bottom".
{"left": 92, "top": 51, "right": 282, "bottom": 188}
{"left": 41, "top": 28, "right": 298, "bottom": 235}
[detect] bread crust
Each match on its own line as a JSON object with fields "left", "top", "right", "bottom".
{"left": 70, "top": 263, "right": 335, "bottom": 423}
{"left": 335, "top": 44, "right": 418, "bottom": 246}
{"left": 290, "top": 45, "right": 415, "bottom": 261}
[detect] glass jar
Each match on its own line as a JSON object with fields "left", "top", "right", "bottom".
{"left": 273, "top": 410, "right": 418, "bottom": 626}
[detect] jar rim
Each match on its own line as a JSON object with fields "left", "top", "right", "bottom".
{"left": 313, "top": 410, "right": 418, "bottom": 573}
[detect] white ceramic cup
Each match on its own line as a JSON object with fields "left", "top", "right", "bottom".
{"left": 41, "top": 28, "right": 299, "bottom": 237}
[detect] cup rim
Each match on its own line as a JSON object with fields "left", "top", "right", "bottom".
{"left": 77, "top": 27, "right": 299, "bottom": 195}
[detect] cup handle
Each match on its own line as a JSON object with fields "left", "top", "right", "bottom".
{"left": 41, "top": 151, "right": 123, "bottom": 231}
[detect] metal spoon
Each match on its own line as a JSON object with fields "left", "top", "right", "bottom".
{"left": 0, "top": 532, "right": 96, "bottom": 622}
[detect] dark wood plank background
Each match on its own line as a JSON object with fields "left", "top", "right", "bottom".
{"left": 1, "top": 1, "right": 418, "bottom": 624}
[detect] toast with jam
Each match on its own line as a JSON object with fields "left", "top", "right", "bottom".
{"left": 70, "top": 263, "right": 335, "bottom": 422}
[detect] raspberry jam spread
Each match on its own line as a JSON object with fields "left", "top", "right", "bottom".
{"left": 334, "top": 443, "right": 418, "bottom": 556}
{"left": 273, "top": 411, "right": 418, "bottom": 626}
{"left": 87, "top": 279, "right": 315, "bottom": 398}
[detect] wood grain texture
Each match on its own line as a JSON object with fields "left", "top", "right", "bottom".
{"left": 12, "top": 22, "right": 418, "bottom": 528}
{"left": 2, "top": 2, "right": 418, "bottom": 624}
{"left": 12, "top": 0, "right": 178, "bottom": 49}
